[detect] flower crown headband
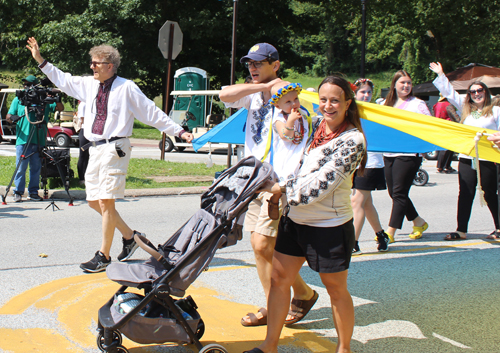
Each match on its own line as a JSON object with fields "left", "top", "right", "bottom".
{"left": 269, "top": 83, "right": 302, "bottom": 106}
{"left": 354, "top": 78, "right": 374, "bottom": 87}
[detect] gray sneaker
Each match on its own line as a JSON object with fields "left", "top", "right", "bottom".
{"left": 13, "top": 193, "right": 22, "bottom": 202}
{"left": 80, "top": 251, "right": 111, "bottom": 273}
{"left": 117, "top": 231, "right": 144, "bottom": 262}
{"left": 28, "top": 193, "right": 43, "bottom": 201}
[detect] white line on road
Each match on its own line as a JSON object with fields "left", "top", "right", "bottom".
{"left": 433, "top": 332, "right": 472, "bottom": 349}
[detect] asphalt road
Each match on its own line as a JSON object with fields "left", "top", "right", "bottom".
{"left": 2, "top": 157, "right": 500, "bottom": 352}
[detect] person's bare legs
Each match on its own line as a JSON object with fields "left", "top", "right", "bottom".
{"left": 254, "top": 251, "right": 306, "bottom": 353}
{"left": 362, "top": 191, "right": 383, "bottom": 233}
{"left": 387, "top": 226, "right": 397, "bottom": 239}
{"left": 241, "top": 232, "right": 314, "bottom": 325}
{"left": 251, "top": 232, "right": 276, "bottom": 299}
{"left": 352, "top": 189, "right": 384, "bottom": 238}
{"left": 351, "top": 189, "right": 366, "bottom": 241}
{"left": 320, "top": 270, "right": 354, "bottom": 353}
{"left": 88, "top": 199, "right": 133, "bottom": 259}
{"left": 412, "top": 215, "right": 426, "bottom": 228}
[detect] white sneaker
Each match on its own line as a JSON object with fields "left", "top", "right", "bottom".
{"left": 13, "top": 193, "right": 22, "bottom": 202}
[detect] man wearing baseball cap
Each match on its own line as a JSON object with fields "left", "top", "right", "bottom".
{"left": 220, "top": 43, "right": 317, "bottom": 328}
{"left": 6, "top": 75, "right": 63, "bottom": 202}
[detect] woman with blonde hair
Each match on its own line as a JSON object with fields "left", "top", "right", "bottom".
{"left": 430, "top": 62, "right": 500, "bottom": 240}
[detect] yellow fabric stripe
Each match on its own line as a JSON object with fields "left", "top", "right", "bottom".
{"left": 298, "top": 92, "right": 500, "bottom": 163}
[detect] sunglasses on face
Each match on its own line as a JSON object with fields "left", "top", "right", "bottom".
{"left": 470, "top": 88, "right": 484, "bottom": 95}
{"left": 90, "top": 61, "right": 110, "bottom": 67}
{"left": 244, "top": 61, "right": 267, "bottom": 69}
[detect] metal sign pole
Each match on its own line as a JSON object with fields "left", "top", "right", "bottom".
{"left": 161, "top": 23, "right": 176, "bottom": 161}
{"left": 227, "top": 0, "right": 239, "bottom": 168}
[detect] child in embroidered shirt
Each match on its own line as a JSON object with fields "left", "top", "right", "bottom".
{"left": 267, "top": 81, "right": 312, "bottom": 219}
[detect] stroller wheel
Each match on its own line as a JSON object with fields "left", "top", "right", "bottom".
{"left": 116, "top": 346, "right": 129, "bottom": 353}
{"left": 199, "top": 343, "right": 228, "bottom": 353}
{"left": 195, "top": 318, "right": 205, "bottom": 339}
{"left": 97, "top": 330, "right": 122, "bottom": 351}
{"left": 413, "top": 168, "right": 429, "bottom": 186}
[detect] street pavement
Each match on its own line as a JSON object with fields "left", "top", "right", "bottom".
{"left": 1, "top": 145, "right": 500, "bottom": 352}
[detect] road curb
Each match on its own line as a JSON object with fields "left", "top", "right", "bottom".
{"left": 0, "top": 185, "right": 208, "bottom": 201}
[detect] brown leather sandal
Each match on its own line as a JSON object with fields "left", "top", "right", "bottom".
{"left": 241, "top": 307, "right": 268, "bottom": 327}
{"left": 284, "top": 290, "right": 319, "bottom": 326}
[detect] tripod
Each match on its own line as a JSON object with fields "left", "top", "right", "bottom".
{"left": 1, "top": 114, "right": 74, "bottom": 207}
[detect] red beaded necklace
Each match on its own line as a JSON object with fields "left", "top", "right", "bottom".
{"left": 308, "top": 119, "right": 349, "bottom": 152}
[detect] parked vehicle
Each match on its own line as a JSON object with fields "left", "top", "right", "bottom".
{"left": 159, "top": 89, "right": 224, "bottom": 153}
{"left": 423, "top": 150, "right": 458, "bottom": 161}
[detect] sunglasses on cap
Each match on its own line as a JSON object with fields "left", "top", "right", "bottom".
{"left": 470, "top": 88, "right": 484, "bottom": 95}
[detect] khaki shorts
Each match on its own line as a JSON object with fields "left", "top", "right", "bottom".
{"left": 85, "top": 138, "right": 132, "bottom": 201}
{"left": 244, "top": 191, "right": 285, "bottom": 237}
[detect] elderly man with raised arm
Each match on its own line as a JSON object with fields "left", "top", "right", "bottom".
{"left": 26, "top": 37, "right": 193, "bottom": 273}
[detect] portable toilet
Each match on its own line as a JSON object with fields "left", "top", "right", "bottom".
{"left": 173, "top": 67, "right": 208, "bottom": 132}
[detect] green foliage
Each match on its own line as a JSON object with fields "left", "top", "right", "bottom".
{"left": 1, "top": 0, "right": 500, "bottom": 93}
{"left": 0, "top": 155, "right": 223, "bottom": 189}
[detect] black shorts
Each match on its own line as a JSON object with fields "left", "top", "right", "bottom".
{"left": 274, "top": 217, "right": 355, "bottom": 273}
{"left": 352, "top": 168, "right": 386, "bottom": 191}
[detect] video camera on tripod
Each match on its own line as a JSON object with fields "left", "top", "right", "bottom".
{"left": 1, "top": 77, "right": 74, "bottom": 207}
{"left": 14, "top": 78, "right": 61, "bottom": 124}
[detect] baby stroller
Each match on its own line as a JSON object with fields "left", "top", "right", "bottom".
{"left": 97, "top": 156, "right": 273, "bottom": 353}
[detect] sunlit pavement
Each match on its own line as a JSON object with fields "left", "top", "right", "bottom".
{"left": 2, "top": 160, "right": 500, "bottom": 352}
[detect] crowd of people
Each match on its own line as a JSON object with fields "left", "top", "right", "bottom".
{"left": 220, "top": 43, "right": 500, "bottom": 353}
{"left": 9, "top": 37, "right": 500, "bottom": 353}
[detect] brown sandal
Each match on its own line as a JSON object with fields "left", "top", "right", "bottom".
{"left": 284, "top": 290, "right": 319, "bottom": 326}
{"left": 267, "top": 199, "right": 280, "bottom": 220}
{"left": 241, "top": 307, "right": 268, "bottom": 327}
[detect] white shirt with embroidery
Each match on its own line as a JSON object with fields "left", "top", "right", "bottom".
{"left": 285, "top": 124, "right": 366, "bottom": 227}
{"left": 271, "top": 107, "right": 313, "bottom": 184}
{"left": 40, "top": 62, "right": 184, "bottom": 141}
{"left": 433, "top": 74, "right": 500, "bottom": 161}
{"left": 224, "top": 93, "right": 273, "bottom": 162}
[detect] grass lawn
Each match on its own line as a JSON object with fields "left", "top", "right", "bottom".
{"left": 0, "top": 156, "right": 224, "bottom": 190}
{"left": 3, "top": 67, "right": 394, "bottom": 141}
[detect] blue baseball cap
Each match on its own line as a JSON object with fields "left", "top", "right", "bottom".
{"left": 240, "top": 43, "right": 279, "bottom": 63}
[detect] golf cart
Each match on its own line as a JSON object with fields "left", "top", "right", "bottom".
{"left": 161, "top": 89, "right": 224, "bottom": 152}
{"left": 159, "top": 67, "right": 228, "bottom": 153}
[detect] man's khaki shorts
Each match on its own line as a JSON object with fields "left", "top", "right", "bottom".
{"left": 244, "top": 191, "right": 285, "bottom": 237}
{"left": 85, "top": 138, "right": 132, "bottom": 201}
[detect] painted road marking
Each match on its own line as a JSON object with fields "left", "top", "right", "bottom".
{"left": 0, "top": 239, "right": 491, "bottom": 352}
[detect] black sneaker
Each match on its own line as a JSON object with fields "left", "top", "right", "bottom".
{"left": 80, "top": 251, "right": 111, "bottom": 273}
{"left": 352, "top": 241, "right": 362, "bottom": 255}
{"left": 117, "top": 231, "right": 144, "bottom": 262}
{"left": 376, "top": 231, "right": 390, "bottom": 252}
{"left": 28, "top": 193, "right": 43, "bottom": 201}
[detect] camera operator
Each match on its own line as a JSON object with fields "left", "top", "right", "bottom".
{"left": 6, "top": 75, "right": 64, "bottom": 202}
{"left": 26, "top": 37, "right": 194, "bottom": 273}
